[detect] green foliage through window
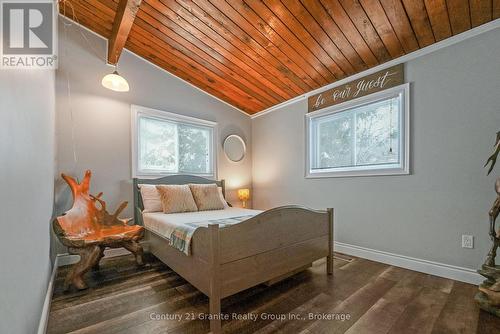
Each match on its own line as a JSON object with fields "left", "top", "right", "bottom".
{"left": 139, "top": 116, "right": 212, "bottom": 175}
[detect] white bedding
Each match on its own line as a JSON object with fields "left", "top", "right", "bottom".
{"left": 143, "top": 207, "right": 263, "bottom": 240}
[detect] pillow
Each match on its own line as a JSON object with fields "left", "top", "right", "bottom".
{"left": 138, "top": 184, "right": 162, "bottom": 213}
{"left": 189, "top": 184, "right": 225, "bottom": 211}
{"left": 218, "top": 187, "right": 229, "bottom": 209}
{"left": 155, "top": 185, "right": 198, "bottom": 214}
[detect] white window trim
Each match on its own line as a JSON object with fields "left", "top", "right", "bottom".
{"left": 131, "top": 105, "right": 218, "bottom": 179}
{"left": 305, "top": 83, "right": 410, "bottom": 178}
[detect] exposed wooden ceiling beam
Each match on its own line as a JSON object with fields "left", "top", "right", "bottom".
{"left": 108, "top": 0, "right": 142, "bottom": 65}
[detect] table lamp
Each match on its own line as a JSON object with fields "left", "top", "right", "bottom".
{"left": 237, "top": 188, "right": 250, "bottom": 208}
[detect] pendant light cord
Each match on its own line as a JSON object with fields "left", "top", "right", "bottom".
{"left": 59, "top": 1, "right": 104, "bottom": 61}
{"left": 60, "top": 0, "right": 78, "bottom": 174}
{"left": 58, "top": 0, "right": 107, "bottom": 175}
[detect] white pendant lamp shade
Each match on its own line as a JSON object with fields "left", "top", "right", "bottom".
{"left": 102, "top": 70, "right": 129, "bottom": 92}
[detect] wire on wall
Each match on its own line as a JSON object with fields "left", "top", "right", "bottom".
{"left": 58, "top": 0, "right": 107, "bottom": 175}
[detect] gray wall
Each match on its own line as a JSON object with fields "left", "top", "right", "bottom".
{"left": 252, "top": 28, "right": 500, "bottom": 270}
{"left": 55, "top": 19, "right": 252, "bottom": 253}
{"left": 0, "top": 70, "right": 55, "bottom": 333}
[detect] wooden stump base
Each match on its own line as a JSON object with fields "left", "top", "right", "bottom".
{"left": 65, "top": 246, "right": 102, "bottom": 290}
{"left": 476, "top": 264, "right": 500, "bottom": 317}
{"left": 123, "top": 240, "right": 144, "bottom": 266}
{"left": 476, "top": 291, "right": 500, "bottom": 317}
{"left": 65, "top": 243, "right": 144, "bottom": 291}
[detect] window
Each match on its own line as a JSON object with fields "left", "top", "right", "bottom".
{"left": 132, "top": 105, "right": 217, "bottom": 178}
{"left": 306, "top": 84, "right": 409, "bottom": 178}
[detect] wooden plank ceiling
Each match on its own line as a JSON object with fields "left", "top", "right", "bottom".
{"left": 60, "top": 0, "right": 498, "bottom": 114}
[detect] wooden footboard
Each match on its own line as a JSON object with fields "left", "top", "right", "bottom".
{"left": 218, "top": 206, "right": 332, "bottom": 296}
{"left": 205, "top": 206, "right": 333, "bottom": 334}
{"left": 146, "top": 206, "right": 333, "bottom": 334}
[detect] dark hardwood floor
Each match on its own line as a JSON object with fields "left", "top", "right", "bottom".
{"left": 47, "top": 253, "right": 500, "bottom": 334}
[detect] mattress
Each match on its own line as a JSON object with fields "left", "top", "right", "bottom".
{"left": 143, "top": 207, "right": 263, "bottom": 240}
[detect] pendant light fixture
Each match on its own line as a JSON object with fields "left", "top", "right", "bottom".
{"left": 102, "top": 65, "right": 129, "bottom": 92}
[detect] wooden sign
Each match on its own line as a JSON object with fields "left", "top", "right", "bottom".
{"left": 308, "top": 64, "right": 404, "bottom": 112}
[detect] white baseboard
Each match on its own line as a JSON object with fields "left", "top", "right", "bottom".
{"left": 57, "top": 242, "right": 150, "bottom": 267}
{"left": 335, "top": 241, "right": 483, "bottom": 285}
{"left": 55, "top": 241, "right": 482, "bottom": 285}
{"left": 37, "top": 256, "right": 59, "bottom": 334}
{"left": 57, "top": 253, "right": 80, "bottom": 266}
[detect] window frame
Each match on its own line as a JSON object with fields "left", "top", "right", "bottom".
{"left": 305, "top": 83, "right": 410, "bottom": 178}
{"left": 131, "top": 105, "right": 218, "bottom": 179}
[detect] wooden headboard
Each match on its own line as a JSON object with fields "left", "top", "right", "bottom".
{"left": 133, "top": 175, "right": 226, "bottom": 225}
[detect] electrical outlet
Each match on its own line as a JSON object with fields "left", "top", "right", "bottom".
{"left": 462, "top": 235, "right": 474, "bottom": 249}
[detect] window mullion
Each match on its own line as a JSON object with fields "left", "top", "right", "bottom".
{"left": 352, "top": 112, "right": 357, "bottom": 167}
{"left": 174, "top": 122, "right": 180, "bottom": 174}
{"left": 315, "top": 122, "right": 320, "bottom": 168}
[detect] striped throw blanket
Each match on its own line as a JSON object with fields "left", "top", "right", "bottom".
{"left": 170, "top": 215, "right": 255, "bottom": 255}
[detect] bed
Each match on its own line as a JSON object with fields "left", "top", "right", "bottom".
{"left": 133, "top": 175, "right": 333, "bottom": 334}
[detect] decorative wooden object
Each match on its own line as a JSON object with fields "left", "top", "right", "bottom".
{"left": 477, "top": 131, "right": 500, "bottom": 316}
{"left": 53, "top": 170, "right": 144, "bottom": 290}
{"left": 308, "top": 64, "right": 404, "bottom": 112}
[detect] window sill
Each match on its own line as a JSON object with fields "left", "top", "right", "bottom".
{"left": 305, "top": 168, "right": 410, "bottom": 179}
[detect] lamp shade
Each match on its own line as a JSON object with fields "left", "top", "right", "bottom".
{"left": 102, "top": 70, "right": 129, "bottom": 92}
{"left": 237, "top": 188, "right": 250, "bottom": 201}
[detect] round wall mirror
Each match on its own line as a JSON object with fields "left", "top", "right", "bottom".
{"left": 223, "top": 135, "right": 246, "bottom": 162}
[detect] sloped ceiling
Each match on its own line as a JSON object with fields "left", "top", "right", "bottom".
{"left": 61, "top": 0, "right": 499, "bottom": 114}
